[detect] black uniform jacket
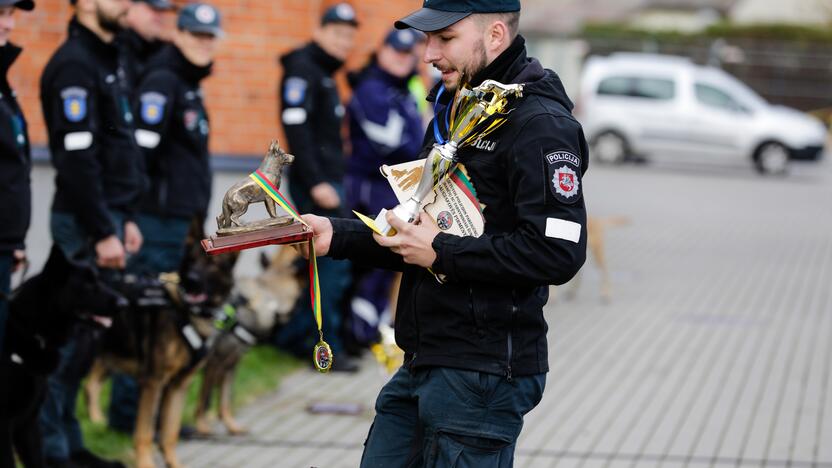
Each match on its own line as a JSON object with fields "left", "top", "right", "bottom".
{"left": 133, "top": 44, "right": 212, "bottom": 219}
{"left": 0, "top": 43, "right": 31, "bottom": 252}
{"left": 279, "top": 42, "right": 346, "bottom": 193}
{"left": 41, "top": 18, "right": 143, "bottom": 241}
{"left": 329, "top": 36, "right": 589, "bottom": 378}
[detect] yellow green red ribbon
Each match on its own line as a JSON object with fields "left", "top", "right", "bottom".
{"left": 249, "top": 170, "right": 331, "bottom": 372}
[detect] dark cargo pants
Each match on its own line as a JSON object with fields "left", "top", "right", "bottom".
{"left": 360, "top": 366, "right": 546, "bottom": 468}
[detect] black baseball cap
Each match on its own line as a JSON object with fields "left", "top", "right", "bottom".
{"left": 178, "top": 3, "right": 223, "bottom": 37}
{"left": 0, "top": 0, "right": 34, "bottom": 11}
{"left": 321, "top": 3, "right": 359, "bottom": 27}
{"left": 395, "top": 0, "right": 520, "bottom": 32}
{"left": 135, "top": 0, "right": 176, "bottom": 11}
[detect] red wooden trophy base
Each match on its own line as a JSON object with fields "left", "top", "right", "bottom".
{"left": 201, "top": 221, "right": 311, "bottom": 255}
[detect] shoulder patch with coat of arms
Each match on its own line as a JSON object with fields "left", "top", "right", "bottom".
{"left": 61, "top": 87, "right": 88, "bottom": 123}
{"left": 284, "top": 77, "right": 307, "bottom": 106}
{"left": 544, "top": 150, "right": 582, "bottom": 204}
{"left": 140, "top": 92, "right": 167, "bottom": 125}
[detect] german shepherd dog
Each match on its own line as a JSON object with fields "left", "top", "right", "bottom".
{"left": 83, "top": 230, "right": 239, "bottom": 468}
{"left": 194, "top": 247, "right": 302, "bottom": 436}
{"left": 0, "top": 246, "right": 127, "bottom": 468}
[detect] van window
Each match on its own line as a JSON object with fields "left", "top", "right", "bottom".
{"left": 597, "top": 77, "right": 631, "bottom": 97}
{"left": 695, "top": 83, "right": 747, "bottom": 112}
{"left": 597, "top": 76, "right": 675, "bottom": 101}
{"left": 633, "top": 78, "right": 675, "bottom": 100}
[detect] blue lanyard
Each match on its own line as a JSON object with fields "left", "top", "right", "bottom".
{"left": 432, "top": 85, "right": 451, "bottom": 145}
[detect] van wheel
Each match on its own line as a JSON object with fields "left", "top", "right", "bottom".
{"left": 592, "top": 131, "right": 629, "bottom": 165}
{"left": 754, "top": 142, "right": 790, "bottom": 175}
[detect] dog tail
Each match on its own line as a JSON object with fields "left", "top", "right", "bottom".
{"left": 589, "top": 216, "right": 631, "bottom": 230}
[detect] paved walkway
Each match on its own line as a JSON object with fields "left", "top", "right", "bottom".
{"left": 154, "top": 157, "right": 827, "bottom": 467}
{"left": 168, "top": 156, "right": 832, "bottom": 467}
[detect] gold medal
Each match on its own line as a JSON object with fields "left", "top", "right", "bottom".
{"left": 313, "top": 339, "right": 333, "bottom": 373}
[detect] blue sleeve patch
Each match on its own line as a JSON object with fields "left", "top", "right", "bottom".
{"left": 283, "top": 77, "right": 307, "bottom": 107}
{"left": 140, "top": 92, "right": 167, "bottom": 125}
{"left": 60, "top": 87, "right": 88, "bottom": 123}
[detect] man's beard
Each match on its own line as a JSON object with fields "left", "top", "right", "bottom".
{"left": 97, "top": 8, "right": 123, "bottom": 34}
{"left": 448, "top": 39, "right": 488, "bottom": 91}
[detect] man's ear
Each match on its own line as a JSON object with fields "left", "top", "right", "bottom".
{"left": 487, "top": 19, "right": 510, "bottom": 53}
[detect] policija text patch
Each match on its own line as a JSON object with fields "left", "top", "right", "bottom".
{"left": 544, "top": 150, "right": 582, "bottom": 204}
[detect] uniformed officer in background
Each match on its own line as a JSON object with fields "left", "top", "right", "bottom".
{"left": 0, "top": 0, "right": 34, "bottom": 405}
{"left": 107, "top": 2, "right": 222, "bottom": 435}
{"left": 343, "top": 27, "right": 425, "bottom": 347}
{"left": 274, "top": 2, "right": 359, "bottom": 371}
{"left": 39, "top": 0, "right": 143, "bottom": 466}
{"left": 119, "top": 0, "right": 175, "bottom": 88}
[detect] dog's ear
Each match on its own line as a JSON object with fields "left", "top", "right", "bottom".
{"left": 259, "top": 251, "right": 270, "bottom": 270}
{"left": 271, "top": 246, "right": 298, "bottom": 271}
{"left": 42, "top": 245, "right": 82, "bottom": 282}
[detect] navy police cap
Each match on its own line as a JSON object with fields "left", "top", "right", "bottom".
{"left": 395, "top": 0, "right": 520, "bottom": 32}
{"left": 178, "top": 3, "right": 223, "bottom": 37}
{"left": 0, "top": 0, "right": 34, "bottom": 11}
{"left": 321, "top": 3, "right": 359, "bottom": 27}
{"left": 384, "top": 28, "right": 424, "bottom": 52}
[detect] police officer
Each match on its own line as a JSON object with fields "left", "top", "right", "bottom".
{"left": 39, "top": 0, "right": 142, "bottom": 466}
{"left": 344, "top": 28, "right": 425, "bottom": 345}
{"left": 275, "top": 2, "right": 359, "bottom": 370}
{"left": 107, "top": 2, "right": 222, "bottom": 434}
{"left": 119, "top": 0, "right": 175, "bottom": 88}
{"left": 0, "top": 0, "right": 34, "bottom": 388}
{"left": 302, "top": 1, "right": 589, "bottom": 465}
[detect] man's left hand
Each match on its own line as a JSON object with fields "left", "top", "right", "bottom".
{"left": 124, "top": 221, "right": 143, "bottom": 254}
{"left": 373, "top": 212, "right": 441, "bottom": 268}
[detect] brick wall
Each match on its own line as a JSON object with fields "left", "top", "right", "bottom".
{"left": 10, "top": 0, "right": 421, "bottom": 157}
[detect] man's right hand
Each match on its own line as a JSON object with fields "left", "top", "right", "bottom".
{"left": 95, "top": 235, "right": 126, "bottom": 269}
{"left": 298, "top": 214, "right": 333, "bottom": 258}
{"left": 310, "top": 182, "right": 341, "bottom": 210}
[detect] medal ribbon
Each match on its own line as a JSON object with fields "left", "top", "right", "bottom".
{"left": 249, "top": 170, "right": 332, "bottom": 372}
{"left": 432, "top": 84, "right": 451, "bottom": 145}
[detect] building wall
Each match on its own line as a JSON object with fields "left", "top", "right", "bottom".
{"left": 10, "top": 0, "right": 420, "bottom": 158}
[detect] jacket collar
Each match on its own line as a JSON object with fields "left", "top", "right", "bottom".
{"left": 119, "top": 28, "right": 164, "bottom": 64}
{"left": 69, "top": 16, "right": 119, "bottom": 62}
{"left": 307, "top": 41, "right": 344, "bottom": 75}
{"left": 152, "top": 44, "right": 213, "bottom": 85}
{"left": 0, "top": 43, "right": 22, "bottom": 88}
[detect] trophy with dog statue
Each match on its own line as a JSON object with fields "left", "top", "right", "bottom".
{"left": 202, "top": 140, "right": 332, "bottom": 372}
{"left": 354, "top": 79, "right": 524, "bottom": 236}
{"left": 201, "top": 140, "right": 311, "bottom": 255}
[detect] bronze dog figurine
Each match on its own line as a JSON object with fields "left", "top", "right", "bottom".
{"left": 216, "top": 140, "right": 295, "bottom": 231}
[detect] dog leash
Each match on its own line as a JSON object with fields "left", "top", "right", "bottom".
{"left": 249, "top": 170, "right": 333, "bottom": 373}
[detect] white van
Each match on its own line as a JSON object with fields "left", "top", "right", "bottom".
{"left": 577, "top": 53, "right": 827, "bottom": 174}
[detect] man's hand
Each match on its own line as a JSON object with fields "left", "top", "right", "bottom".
{"left": 373, "top": 212, "right": 441, "bottom": 268}
{"left": 11, "top": 249, "right": 26, "bottom": 273}
{"left": 296, "top": 214, "right": 333, "bottom": 258}
{"left": 310, "top": 182, "right": 341, "bottom": 210}
{"left": 124, "top": 221, "right": 143, "bottom": 254}
{"left": 95, "top": 235, "right": 126, "bottom": 269}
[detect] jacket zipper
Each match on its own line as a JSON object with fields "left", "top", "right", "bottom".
{"left": 506, "top": 290, "right": 517, "bottom": 382}
{"left": 410, "top": 274, "right": 426, "bottom": 372}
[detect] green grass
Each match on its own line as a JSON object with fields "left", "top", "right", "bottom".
{"left": 75, "top": 346, "right": 301, "bottom": 466}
